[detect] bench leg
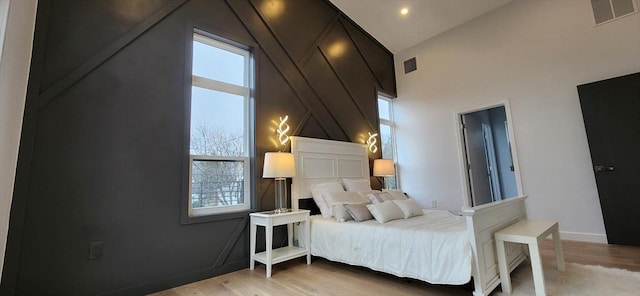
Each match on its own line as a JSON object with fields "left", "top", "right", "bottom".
{"left": 496, "top": 239, "right": 512, "bottom": 294}
{"left": 552, "top": 227, "right": 565, "bottom": 271}
{"left": 529, "top": 242, "right": 546, "bottom": 296}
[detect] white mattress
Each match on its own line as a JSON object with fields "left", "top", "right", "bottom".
{"left": 301, "top": 210, "right": 472, "bottom": 285}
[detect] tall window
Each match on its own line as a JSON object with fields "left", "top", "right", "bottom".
{"left": 188, "top": 33, "right": 252, "bottom": 217}
{"left": 378, "top": 95, "right": 398, "bottom": 189}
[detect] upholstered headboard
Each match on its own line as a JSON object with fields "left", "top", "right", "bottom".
{"left": 290, "top": 136, "right": 370, "bottom": 210}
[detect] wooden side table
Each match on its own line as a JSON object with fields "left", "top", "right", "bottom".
{"left": 249, "top": 209, "right": 311, "bottom": 277}
{"left": 495, "top": 220, "right": 565, "bottom": 296}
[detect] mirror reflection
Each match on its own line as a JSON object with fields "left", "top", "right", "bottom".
{"left": 461, "top": 106, "right": 517, "bottom": 206}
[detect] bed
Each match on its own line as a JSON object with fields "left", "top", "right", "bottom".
{"left": 290, "top": 136, "right": 528, "bottom": 296}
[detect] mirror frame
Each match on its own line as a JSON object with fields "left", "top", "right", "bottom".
{"left": 454, "top": 99, "right": 524, "bottom": 208}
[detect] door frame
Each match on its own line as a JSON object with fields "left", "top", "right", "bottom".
{"left": 454, "top": 99, "right": 524, "bottom": 207}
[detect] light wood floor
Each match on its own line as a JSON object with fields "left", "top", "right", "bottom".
{"left": 151, "top": 240, "right": 640, "bottom": 296}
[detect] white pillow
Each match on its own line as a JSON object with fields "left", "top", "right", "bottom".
{"left": 367, "top": 201, "right": 404, "bottom": 223}
{"left": 332, "top": 203, "right": 357, "bottom": 222}
{"left": 323, "top": 191, "right": 368, "bottom": 217}
{"left": 344, "top": 202, "right": 374, "bottom": 222}
{"left": 342, "top": 178, "right": 372, "bottom": 191}
{"left": 311, "top": 182, "right": 345, "bottom": 218}
{"left": 392, "top": 199, "right": 424, "bottom": 219}
{"left": 382, "top": 189, "right": 408, "bottom": 200}
{"left": 366, "top": 192, "right": 395, "bottom": 203}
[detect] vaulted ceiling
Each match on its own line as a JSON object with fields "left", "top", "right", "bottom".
{"left": 329, "top": 0, "right": 512, "bottom": 53}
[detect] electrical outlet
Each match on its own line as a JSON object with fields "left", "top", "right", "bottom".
{"left": 431, "top": 200, "right": 438, "bottom": 208}
{"left": 88, "top": 241, "right": 103, "bottom": 260}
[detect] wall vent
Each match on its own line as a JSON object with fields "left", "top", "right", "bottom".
{"left": 403, "top": 57, "right": 417, "bottom": 74}
{"left": 590, "top": 0, "right": 638, "bottom": 25}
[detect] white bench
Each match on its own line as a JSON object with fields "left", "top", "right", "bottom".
{"left": 495, "top": 220, "right": 565, "bottom": 296}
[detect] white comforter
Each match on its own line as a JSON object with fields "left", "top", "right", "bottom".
{"left": 302, "top": 210, "right": 472, "bottom": 285}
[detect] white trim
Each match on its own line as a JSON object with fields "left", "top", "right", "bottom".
{"left": 454, "top": 99, "right": 524, "bottom": 208}
{"left": 192, "top": 155, "right": 248, "bottom": 161}
{"left": 558, "top": 231, "right": 608, "bottom": 244}
{"left": 192, "top": 76, "right": 250, "bottom": 97}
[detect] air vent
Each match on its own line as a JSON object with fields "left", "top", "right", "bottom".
{"left": 591, "top": 0, "right": 637, "bottom": 25}
{"left": 403, "top": 57, "right": 417, "bottom": 74}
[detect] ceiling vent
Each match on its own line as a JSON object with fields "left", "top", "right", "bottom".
{"left": 403, "top": 57, "right": 417, "bottom": 74}
{"left": 590, "top": 0, "right": 638, "bottom": 25}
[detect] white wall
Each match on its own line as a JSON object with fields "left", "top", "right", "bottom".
{"left": 394, "top": 0, "right": 640, "bottom": 243}
{"left": 0, "top": 0, "right": 37, "bottom": 278}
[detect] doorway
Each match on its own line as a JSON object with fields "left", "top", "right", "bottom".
{"left": 482, "top": 123, "right": 501, "bottom": 201}
{"left": 456, "top": 102, "right": 523, "bottom": 207}
{"left": 578, "top": 72, "right": 640, "bottom": 246}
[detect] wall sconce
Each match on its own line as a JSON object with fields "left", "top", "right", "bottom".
{"left": 277, "top": 115, "right": 290, "bottom": 146}
{"left": 366, "top": 132, "right": 378, "bottom": 153}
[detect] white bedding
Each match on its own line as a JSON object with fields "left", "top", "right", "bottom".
{"left": 301, "top": 210, "right": 472, "bottom": 285}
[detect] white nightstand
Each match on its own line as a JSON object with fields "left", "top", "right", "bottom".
{"left": 249, "top": 209, "right": 311, "bottom": 277}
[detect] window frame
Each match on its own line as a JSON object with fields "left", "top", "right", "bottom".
{"left": 184, "top": 30, "right": 254, "bottom": 220}
{"left": 377, "top": 94, "right": 399, "bottom": 190}
{"left": 591, "top": 0, "right": 638, "bottom": 25}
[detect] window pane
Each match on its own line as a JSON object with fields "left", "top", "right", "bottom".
{"left": 612, "top": 0, "right": 635, "bottom": 17}
{"left": 192, "top": 39, "right": 245, "bottom": 86}
{"left": 384, "top": 176, "right": 398, "bottom": 190}
{"left": 380, "top": 124, "right": 394, "bottom": 159}
{"left": 378, "top": 98, "right": 390, "bottom": 120}
{"left": 191, "top": 160, "right": 245, "bottom": 209}
{"left": 190, "top": 86, "right": 245, "bottom": 156}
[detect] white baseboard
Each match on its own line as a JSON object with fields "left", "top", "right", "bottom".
{"left": 559, "top": 231, "right": 608, "bottom": 243}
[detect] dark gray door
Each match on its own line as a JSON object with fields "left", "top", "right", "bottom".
{"left": 578, "top": 72, "right": 640, "bottom": 246}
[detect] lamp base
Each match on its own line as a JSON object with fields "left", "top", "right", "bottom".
{"left": 274, "top": 177, "right": 287, "bottom": 213}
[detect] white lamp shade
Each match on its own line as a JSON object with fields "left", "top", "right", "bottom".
{"left": 373, "top": 159, "right": 395, "bottom": 176}
{"left": 263, "top": 152, "right": 296, "bottom": 178}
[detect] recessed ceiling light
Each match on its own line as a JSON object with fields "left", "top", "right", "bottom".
{"left": 400, "top": 7, "right": 409, "bottom": 15}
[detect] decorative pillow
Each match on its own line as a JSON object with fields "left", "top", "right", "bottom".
{"left": 355, "top": 190, "right": 381, "bottom": 200}
{"left": 332, "top": 203, "right": 355, "bottom": 222}
{"left": 392, "top": 199, "right": 424, "bottom": 219}
{"left": 382, "top": 189, "right": 408, "bottom": 200}
{"left": 342, "top": 178, "right": 372, "bottom": 191}
{"left": 367, "top": 200, "right": 404, "bottom": 223}
{"left": 322, "top": 191, "right": 368, "bottom": 217}
{"left": 344, "top": 202, "right": 373, "bottom": 222}
{"left": 366, "top": 192, "right": 395, "bottom": 204}
{"left": 311, "top": 182, "right": 345, "bottom": 218}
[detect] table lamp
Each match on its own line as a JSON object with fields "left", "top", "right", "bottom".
{"left": 263, "top": 152, "right": 296, "bottom": 213}
{"left": 373, "top": 159, "right": 395, "bottom": 190}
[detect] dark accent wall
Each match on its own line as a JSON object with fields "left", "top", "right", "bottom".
{"left": 1, "top": 0, "right": 395, "bottom": 295}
